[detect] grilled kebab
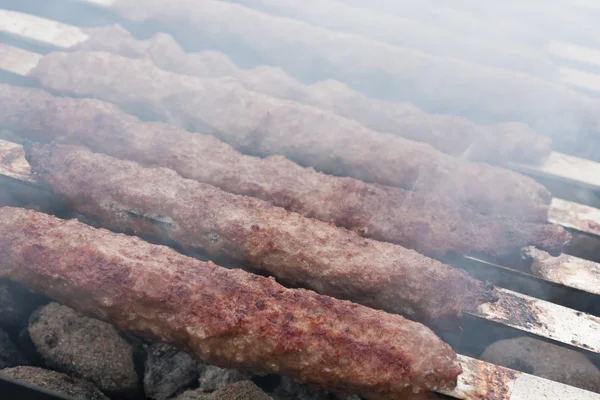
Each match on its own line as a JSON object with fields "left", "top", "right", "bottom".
{"left": 0, "top": 206, "right": 461, "bottom": 398}
{"left": 0, "top": 84, "right": 570, "bottom": 258}
{"left": 26, "top": 143, "right": 497, "bottom": 320}
{"left": 106, "top": 0, "right": 600, "bottom": 143}
{"left": 75, "top": 25, "right": 551, "bottom": 165}
{"left": 29, "top": 50, "right": 552, "bottom": 221}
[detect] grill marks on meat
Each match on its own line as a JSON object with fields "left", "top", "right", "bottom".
{"left": 26, "top": 143, "right": 498, "bottom": 320}
{"left": 0, "top": 207, "right": 462, "bottom": 397}
{"left": 0, "top": 85, "right": 570, "bottom": 258}
{"left": 29, "top": 50, "right": 551, "bottom": 222}
{"left": 75, "top": 25, "right": 551, "bottom": 165}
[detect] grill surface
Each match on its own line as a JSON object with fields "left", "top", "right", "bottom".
{"left": 1, "top": 2, "right": 600, "bottom": 399}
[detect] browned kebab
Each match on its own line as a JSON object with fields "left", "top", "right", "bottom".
{"left": 28, "top": 50, "right": 552, "bottom": 222}
{"left": 0, "top": 84, "right": 570, "bottom": 259}
{"left": 75, "top": 25, "right": 552, "bottom": 165}
{"left": 25, "top": 143, "right": 497, "bottom": 321}
{"left": 0, "top": 206, "right": 461, "bottom": 398}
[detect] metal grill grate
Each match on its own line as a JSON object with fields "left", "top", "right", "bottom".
{"left": 1, "top": 2, "right": 600, "bottom": 398}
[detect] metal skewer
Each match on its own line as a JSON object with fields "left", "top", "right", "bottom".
{"left": 460, "top": 251, "right": 600, "bottom": 305}
{"left": 523, "top": 247, "right": 600, "bottom": 296}
{"left": 468, "top": 287, "right": 600, "bottom": 353}
{"left": 549, "top": 198, "right": 600, "bottom": 236}
{"left": 445, "top": 355, "right": 600, "bottom": 400}
{"left": 2, "top": 4, "right": 600, "bottom": 399}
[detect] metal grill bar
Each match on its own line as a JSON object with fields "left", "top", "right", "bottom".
{"left": 523, "top": 247, "right": 600, "bottom": 296}
{"left": 0, "top": 43, "right": 41, "bottom": 76}
{"left": 444, "top": 355, "right": 600, "bottom": 400}
{"left": 468, "top": 287, "right": 600, "bottom": 353}
{"left": 0, "top": 140, "right": 36, "bottom": 184}
{"left": 0, "top": 9, "right": 88, "bottom": 49}
{"left": 510, "top": 152, "right": 600, "bottom": 193}
{"left": 1, "top": 12, "right": 600, "bottom": 352}
{"left": 2, "top": 3, "right": 600, "bottom": 399}
{"left": 549, "top": 198, "right": 600, "bottom": 236}
{"left": 461, "top": 252, "right": 600, "bottom": 301}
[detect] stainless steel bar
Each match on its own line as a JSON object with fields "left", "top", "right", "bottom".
{"left": 523, "top": 247, "right": 600, "bottom": 296}
{"left": 0, "top": 9, "right": 89, "bottom": 49}
{"left": 510, "top": 152, "right": 600, "bottom": 193}
{"left": 460, "top": 253, "right": 600, "bottom": 303}
{"left": 443, "top": 355, "right": 600, "bottom": 400}
{"left": 549, "top": 198, "right": 600, "bottom": 236}
{"left": 3, "top": 5, "right": 600, "bottom": 397}
{"left": 0, "top": 43, "right": 41, "bottom": 76}
{"left": 468, "top": 287, "right": 600, "bottom": 353}
{"left": 3, "top": 14, "right": 600, "bottom": 350}
{"left": 0, "top": 139, "right": 36, "bottom": 184}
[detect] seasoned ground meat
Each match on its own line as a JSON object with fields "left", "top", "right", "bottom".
{"left": 0, "top": 207, "right": 461, "bottom": 397}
